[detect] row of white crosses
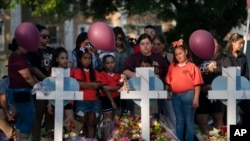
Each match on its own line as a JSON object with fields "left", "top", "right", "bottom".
{"left": 36, "top": 67, "right": 247, "bottom": 141}
{"left": 208, "top": 67, "right": 250, "bottom": 140}
{"left": 36, "top": 67, "right": 167, "bottom": 141}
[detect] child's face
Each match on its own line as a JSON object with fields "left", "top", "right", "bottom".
{"left": 103, "top": 56, "right": 115, "bottom": 72}
{"left": 80, "top": 53, "right": 92, "bottom": 68}
{"left": 140, "top": 62, "right": 152, "bottom": 67}
{"left": 174, "top": 47, "right": 188, "bottom": 64}
{"left": 56, "top": 52, "right": 68, "bottom": 68}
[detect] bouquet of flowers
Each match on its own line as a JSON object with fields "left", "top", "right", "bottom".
{"left": 196, "top": 126, "right": 227, "bottom": 141}
{"left": 106, "top": 115, "right": 177, "bottom": 141}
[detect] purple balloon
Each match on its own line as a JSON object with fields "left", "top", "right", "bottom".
{"left": 189, "top": 30, "right": 215, "bottom": 60}
{"left": 15, "top": 22, "right": 40, "bottom": 52}
{"left": 88, "top": 22, "right": 115, "bottom": 51}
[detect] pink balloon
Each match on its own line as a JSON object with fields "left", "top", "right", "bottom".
{"left": 247, "top": 0, "right": 250, "bottom": 8}
{"left": 88, "top": 22, "right": 115, "bottom": 51}
{"left": 15, "top": 22, "right": 40, "bottom": 52}
{"left": 189, "top": 30, "right": 215, "bottom": 60}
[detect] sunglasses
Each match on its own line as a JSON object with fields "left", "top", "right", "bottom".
{"left": 40, "top": 34, "right": 50, "bottom": 39}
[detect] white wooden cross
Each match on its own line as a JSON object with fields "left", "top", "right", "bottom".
{"left": 208, "top": 67, "right": 250, "bottom": 139}
{"left": 120, "top": 67, "right": 168, "bottom": 141}
{"left": 36, "top": 68, "right": 83, "bottom": 141}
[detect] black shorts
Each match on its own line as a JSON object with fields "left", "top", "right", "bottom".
{"left": 196, "top": 92, "right": 225, "bottom": 114}
{"left": 99, "top": 96, "right": 120, "bottom": 113}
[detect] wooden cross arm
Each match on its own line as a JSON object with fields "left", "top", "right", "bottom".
{"left": 36, "top": 91, "right": 83, "bottom": 100}
{"left": 120, "top": 91, "right": 168, "bottom": 99}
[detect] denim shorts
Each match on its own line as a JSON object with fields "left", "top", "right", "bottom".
{"left": 7, "top": 88, "right": 35, "bottom": 134}
{"left": 75, "top": 100, "right": 99, "bottom": 115}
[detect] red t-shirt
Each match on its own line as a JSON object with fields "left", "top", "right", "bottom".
{"left": 99, "top": 71, "right": 122, "bottom": 97}
{"left": 71, "top": 68, "right": 100, "bottom": 101}
{"left": 166, "top": 62, "right": 203, "bottom": 93}
{"left": 8, "top": 53, "right": 34, "bottom": 88}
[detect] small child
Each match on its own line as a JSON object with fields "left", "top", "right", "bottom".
{"left": 99, "top": 54, "right": 122, "bottom": 120}
{"left": 71, "top": 43, "right": 101, "bottom": 139}
{"left": 140, "top": 55, "right": 153, "bottom": 67}
{"left": 47, "top": 47, "right": 75, "bottom": 121}
{"left": 166, "top": 39, "right": 203, "bottom": 141}
{"left": 140, "top": 55, "right": 160, "bottom": 78}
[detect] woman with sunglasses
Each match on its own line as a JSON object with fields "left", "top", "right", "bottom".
{"left": 113, "top": 26, "right": 134, "bottom": 73}
{"left": 25, "top": 24, "right": 55, "bottom": 141}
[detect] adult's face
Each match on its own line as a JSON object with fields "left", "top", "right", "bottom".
{"left": 144, "top": 28, "right": 155, "bottom": 39}
{"left": 39, "top": 29, "right": 50, "bottom": 47}
{"left": 139, "top": 38, "right": 152, "bottom": 56}
{"left": 153, "top": 38, "right": 165, "bottom": 54}
{"left": 232, "top": 38, "right": 244, "bottom": 52}
{"left": 115, "top": 33, "right": 123, "bottom": 48}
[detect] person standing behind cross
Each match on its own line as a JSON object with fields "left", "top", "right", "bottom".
{"left": 122, "top": 33, "right": 168, "bottom": 115}
{"left": 208, "top": 33, "right": 249, "bottom": 126}
{"left": 25, "top": 24, "right": 55, "bottom": 141}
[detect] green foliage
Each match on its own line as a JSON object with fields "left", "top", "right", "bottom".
{"left": 165, "top": 0, "right": 247, "bottom": 43}
{"left": 0, "top": 0, "right": 12, "bottom": 9}
{"left": 4, "top": 0, "right": 248, "bottom": 41}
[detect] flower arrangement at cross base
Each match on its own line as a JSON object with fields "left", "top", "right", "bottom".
{"left": 196, "top": 126, "right": 227, "bottom": 141}
{"left": 106, "top": 115, "right": 178, "bottom": 141}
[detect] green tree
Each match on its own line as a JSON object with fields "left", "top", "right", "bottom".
{"left": 3, "top": 0, "right": 248, "bottom": 40}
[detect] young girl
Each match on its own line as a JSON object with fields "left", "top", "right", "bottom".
{"left": 166, "top": 40, "right": 203, "bottom": 141}
{"left": 71, "top": 43, "right": 101, "bottom": 139}
{"left": 99, "top": 54, "right": 122, "bottom": 121}
{"left": 47, "top": 47, "right": 75, "bottom": 121}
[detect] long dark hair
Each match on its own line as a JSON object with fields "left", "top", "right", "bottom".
{"left": 74, "top": 32, "right": 88, "bottom": 62}
{"left": 113, "top": 26, "right": 130, "bottom": 49}
{"left": 50, "top": 47, "right": 68, "bottom": 67}
{"left": 77, "top": 50, "right": 96, "bottom": 82}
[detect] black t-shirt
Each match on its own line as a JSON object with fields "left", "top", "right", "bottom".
{"left": 26, "top": 46, "right": 55, "bottom": 77}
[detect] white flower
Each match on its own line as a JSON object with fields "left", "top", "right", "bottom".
{"left": 209, "top": 128, "right": 220, "bottom": 137}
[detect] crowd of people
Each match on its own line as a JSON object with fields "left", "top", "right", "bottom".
{"left": 0, "top": 23, "right": 249, "bottom": 141}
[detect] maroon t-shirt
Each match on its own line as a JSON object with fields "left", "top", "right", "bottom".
{"left": 8, "top": 53, "right": 34, "bottom": 88}
{"left": 122, "top": 52, "right": 168, "bottom": 80}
